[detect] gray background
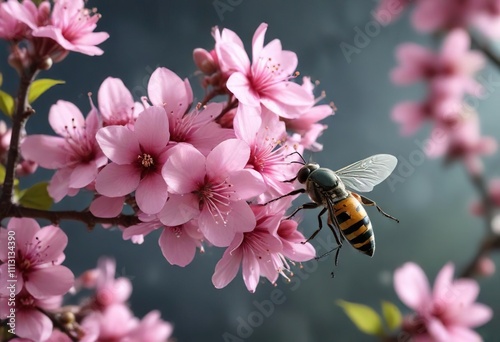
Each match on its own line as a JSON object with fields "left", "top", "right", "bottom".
{"left": 2, "top": 0, "right": 499, "bottom": 341}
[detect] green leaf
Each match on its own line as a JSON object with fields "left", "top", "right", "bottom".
{"left": 0, "top": 73, "right": 3, "bottom": 87}
{"left": 337, "top": 300, "right": 384, "bottom": 336}
{"left": 28, "top": 79, "right": 65, "bottom": 104}
{"left": 18, "top": 182, "right": 53, "bottom": 210}
{"left": 0, "top": 89, "right": 14, "bottom": 117}
{"left": 381, "top": 300, "right": 402, "bottom": 332}
{"left": 0, "top": 164, "right": 5, "bottom": 184}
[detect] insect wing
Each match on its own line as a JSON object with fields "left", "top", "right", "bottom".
{"left": 335, "top": 154, "right": 397, "bottom": 192}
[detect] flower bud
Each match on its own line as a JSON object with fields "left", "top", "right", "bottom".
{"left": 193, "top": 48, "right": 217, "bottom": 74}
{"left": 476, "top": 256, "right": 495, "bottom": 277}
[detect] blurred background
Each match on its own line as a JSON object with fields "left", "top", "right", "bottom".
{"left": 2, "top": 0, "right": 500, "bottom": 341}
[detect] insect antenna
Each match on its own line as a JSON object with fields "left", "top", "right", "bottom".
{"left": 285, "top": 151, "right": 306, "bottom": 165}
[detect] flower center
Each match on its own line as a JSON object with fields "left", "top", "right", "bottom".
{"left": 196, "top": 178, "right": 235, "bottom": 225}
{"left": 138, "top": 153, "right": 154, "bottom": 168}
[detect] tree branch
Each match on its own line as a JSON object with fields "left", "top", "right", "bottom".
{"left": 5, "top": 204, "right": 140, "bottom": 228}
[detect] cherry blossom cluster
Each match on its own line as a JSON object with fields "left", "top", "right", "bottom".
{"left": 376, "top": 0, "right": 500, "bottom": 174}
{"left": 376, "top": 0, "right": 500, "bottom": 39}
{"left": 0, "top": 0, "right": 108, "bottom": 70}
{"left": 16, "top": 22, "right": 332, "bottom": 292}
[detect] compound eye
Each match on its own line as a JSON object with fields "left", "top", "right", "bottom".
{"left": 297, "top": 167, "right": 310, "bottom": 184}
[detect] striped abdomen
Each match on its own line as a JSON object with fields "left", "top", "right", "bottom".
{"left": 333, "top": 194, "right": 375, "bottom": 257}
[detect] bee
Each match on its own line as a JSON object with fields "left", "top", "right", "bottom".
{"left": 266, "top": 153, "right": 399, "bottom": 264}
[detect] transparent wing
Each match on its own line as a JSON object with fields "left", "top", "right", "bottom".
{"left": 335, "top": 154, "right": 398, "bottom": 192}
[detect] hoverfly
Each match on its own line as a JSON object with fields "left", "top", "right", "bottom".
{"left": 265, "top": 153, "right": 399, "bottom": 264}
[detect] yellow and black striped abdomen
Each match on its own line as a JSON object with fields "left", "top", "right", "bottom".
{"left": 333, "top": 195, "right": 375, "bottom": 257}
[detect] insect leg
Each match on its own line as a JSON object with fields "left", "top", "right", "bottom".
{"left": 327, "top": 211, "right": 343, "bottom": 267}
{"left": 300, "top": 206, "right": 325, "bottom": 243}
{"left": 261, "top": 188, "right": 306, "bottom": 206}
{"left": 287, "top": 202, "right": 320, "bottom": 221}
{"left": 354, "top": 193, "right": 400, "bottom": 223}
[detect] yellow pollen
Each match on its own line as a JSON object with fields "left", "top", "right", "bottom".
{"left": 138, "top": 154, "right": 154, "bottom": 168}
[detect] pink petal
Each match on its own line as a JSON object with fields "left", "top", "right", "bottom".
{"left": 260, "top": 81, "right": 313, "bottom": 118}
{"left": 452, "top": 303, "right": 492, "bottom": 328}
{"left": 96, "top": 126, "right": 140, "bottom": 164}
{"left": 135, "top": 173, "right": 169, "bottom": 214}
{"left": 233, "top": 105, "right": 262, "bottom": 144}
{"left": 162, "top": 143, "right": 205, "bottom": 194}
{"left": 252, "top": 22, "right": 268, "bottom": 61}
{"left": 206, "top": 139, "right": 250, "bottom": 178}
{"left": 446, "top": 326, "right": 482, "bottom": 342}
{"left": 17, "top": 308, "right": 52, "bottom": 342}
{"left": 48, "top": 100, "right": 85, "bottom": 136}
{"left": 95, "top": 163, "right": 140, "bottom": 197}
{"left": 69, "top": 161, "right": 98, "bottom": 188}
{"left": 21, "top": 135, "right": 69, "bottom": 168}
{"left": 98, "top": 77, "right": 134, "bottom": 121}
{"left": 7, "top": 218, "right": 39, "bottom": 254}
{"left": 33, "top": 225, "right": 68, "bottom": 262}
{"left": 212, "top": 236, "right": 244, "bottom": 289}
{"left": 242, "top": 250, "right": 260, "bottom": 292}
{"left": 427, "top": 317, "right": 450, "bottom": 342}
{"left": 391, "top": 101, "right": 426, "bottom": 136}
{"left": 90, "top": 196, "right": 125, "bottom": 218}
{"left": 147, "top": 67, "right": 190, "bottom": 115}
{"left": 48, "top": 168, "right": 72, "bottom": 202}
{"left": 218, "top": 42, "right": 251, "bottom": 75}
{"left": 158, "top": 194, "right": 200, "bottom": 226}
{"left": 441, "top": 29, "right": 469, "bottom": 59}
{"left": 134, "top": 106, "right": 170, "bottom": 152}
{"left": 226, "top": 72, "right": 260, "bottom": 106}
{"left": 394, "top": 262, "right": 431, "bottom": 311}
{"left": 198, "top": 206, "right": 236, "bottom": 247}
{"left": 159, "top": 227, "right": 197, "bottom": 267}
{"left": 432, "top": 263, "right": 455, "bottom": 302}
{"left": 26, "top": 265, "right": 74, "bottom": 297}
{"left": 224, "top": 200, "right": 256, "bottom": 234}
{"left": 230, "top": 169, "right": 267, "bottom": 200}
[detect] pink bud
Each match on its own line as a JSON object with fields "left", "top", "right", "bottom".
{"left": 193, "top": 48, "right": 217, "bottom": 74}
{"left": 476, "top": 256, "right": 495, "bottom": 277}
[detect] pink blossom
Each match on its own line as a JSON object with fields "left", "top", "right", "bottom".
{"left": 97, "top": 77, "right": 143, "bottom": 127}
{"left": 126, "top": 310, "right": 174, "bottom": 342}
{"left": 275, "top": 219, "right": 316, "bottom": 262}
{"left": 425, "top": 113, "right": 496, "bottom": 174}
{"left": 234, "top": 106, "right": 297, "bottom": 202}
{"left": 123, "top": 214, "right": 204, "bottom": 267}
{"left": 373, "top": 0, "right": 411, "bottom": 25}
{"left": 0, "top": 218, "right": 74, "bottom": 298}
{"left": 160, "top": 140, "right": 266, "bottom": 247}
{"left": 283, "top": 76, "right": 334, "bottom": 152}
{"left": 394, "top": 262, "right": 492, "bottom": 342}
{"left": 0, "top": 290, "right": 62, "bottom": 342}
{"left": 95, "top": 106, "right": 170, "bottom": 214}
{"left": 21, "top": 100, "right": 107, "bottom": 202}
{"left": 0, "top": 0, "right": 39, "bottom": 41}
{"left": 147, "top": 67, "right": 233, "bottom": 155}
{"left": 392, "top": 30, "right": 484, "bottom": 96}
{"left": 212, "top": 202, "right": 313, "bottom": 292}
{"left": 81, "top": 304, "right": 139, "bottom": 341}
{"left": 89, "top": 195, "right": 126, "bottom": 218}
{"left": 91, "top": 257, "right": 132, "bottom": 308}
{"left": 215, "top": 23, "right": 314, "bottom": 119}
{"left": 32, "top": 0, "right": 109, "bottom": 56}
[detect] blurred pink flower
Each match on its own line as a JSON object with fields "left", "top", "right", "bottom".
{"left": 21, "top": 100, "right": 107, "bottom": 202}
{"left": 92, "top": 257, "right": 132, "bottom": 308}
{"left": 394, "top": 262, "right": 492, "bottom": 342}
{"left": 0, "top": 290, "right": 62, "bottom": 342}
{"left": 0, "top": 218, "right": 74, "bottom": 298}
{"left": 160, "top": 140, "right": 266, "bottom": 247}
{"left": 95, "top": 106, "right": 170, "bottom": 214}
{"left": 126, "top": 310, "right": 174, "bottom": 342}
{"left": 97, "top": 77, "right": 143, "bottom": 128}
{"left": 426, "top": 113, "right": 496, "bottom": 174}
{"left": 215, "top": 22, "right": 314, "bottom": 119}
{"left": 392, "top": 30, "right": 484, "bottom": 96}
{"left": 0, "top": 0, "right": 40, "bottom": 41}
{"left": 470, "top": 178, "right": 500, "bottom": 216}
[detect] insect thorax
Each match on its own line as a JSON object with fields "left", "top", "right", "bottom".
{"left": 306, "top": 168, "right": 349, "bottom": 205}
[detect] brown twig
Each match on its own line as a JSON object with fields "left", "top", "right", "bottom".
{"left": 4, "top": 204, "right": 140, "bottom": 228}
{"left": 470, "top": 32, "right": 500, "bottom": 70}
